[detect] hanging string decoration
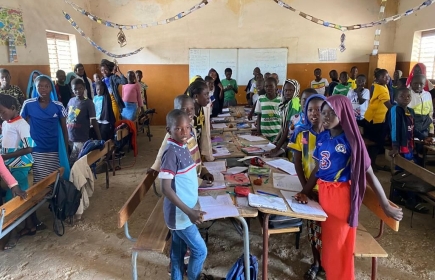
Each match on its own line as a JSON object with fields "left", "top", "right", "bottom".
{"left": 64, "top": 0, "right": 210, "bottom": 30}
{"left": 63, "top": 11, "right": 144, "bottom": 58}
{"left": 339, "top": 33, "right": 346, "bottom": 52}
{"left": 117, "top": 28, "right": 127, "bottom": 47}
{"left": 274, "top": 0, "right": 434, "bottom": 31}
{"left": 372, "top": 0, "right": 388, "bottom": 55}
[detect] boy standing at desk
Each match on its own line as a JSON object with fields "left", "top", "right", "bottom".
{"left": 221, "top": 68, "right": 238, "bottom": 107}
{"left": 160, "top": 109, "right": 211, "bottom": 280}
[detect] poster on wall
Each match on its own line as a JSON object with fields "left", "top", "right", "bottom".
{"left": 8, "top": 34, "right": 17, "bottom": 62}
{"left": 0, "top": 7, "right": 26, "bottom": 46}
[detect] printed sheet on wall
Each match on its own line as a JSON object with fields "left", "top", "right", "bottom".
{"left": 0, "top": 7, "right": 26, "bottom": 46}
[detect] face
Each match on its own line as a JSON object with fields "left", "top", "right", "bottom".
{"left": 180, "top": 100, "right": 195, "bottom": 120}
{"left": 314, "top": 69, "right": 321, "bottom": 78}
{"left": 411, "top": 76, "right": 425, "bottom": 93}
{"left": 127, "top": 72, "right": 136, "bottom": 83}
{"left": 393, "top": 70, "right": 400, "bottom": 81}
{"left": 36, "top": 79, "right": 52, "bottom": 98}
{"left": 32, "top": 72, "right": 40, "bottom": 82}
{"left": 256, "top": 80, "right": 264, "bottom": 91}
{"left": 265, "top": 80, "right": 277, "bottom": 96}
{"left": 0, "top": 104, "right": 16, "bottom": 121}
{"left": 300, "top": 92, "right": 313, "bottom": 111}
{"left": 75, "top": 66, "right": 85, "bottom": 77}
{"left": 377, "top": 72, "right": 389, "bottom": 85}
{"left": 93, "top": 73, "right": 100, "bottom": 83}
{"left": 396, "top": 90, "right": 412, "bottom": 107}
{"left": 283, "top": 83, "right": 295, "bottom": 101}
{"left": 101, "top": 66, "right": 110, "bottom": 77}
{"left": 264, "top": 73, "right": 271, "bottom": 80}
{"left": 271, "top": 74, "right": 279, "bottom": 84}
{"left": 135, "top": 72, "right": 142, "bottom": 82}
{"left": 306, "top": 99, "right": 323, "bottom": 126}
{"left": 206, "top": 81, "right": 214, "bottom": 92}
{"left": 225, "top": 71, "right": 232, "bottom": 79}
{"left": 339, "top": 73, "right": 349, "bottom": 84}
{"left": 167, "top": 115, "right": 191, "bottom": 144}
{"left": 253, "top": 68, "right": 260, "bottom": 76}
{"left": 209, "top": 71, "right": 217, "bottom": 80}
{"left": 196, "top": 88, "right": 210, "bottom": 107}
{"left": 96, "top": 84, "right": 104, "bottom": 96}
{"left": 356, "top": 76, "right": 366, "bottom": 88}
{"left": 56, "top": 71, "right": 66, "bottom": 84}
{"left": 351, "top": 67, "right": 358, "bottom": 78}
{"left": 255, "top": 73, "right": 263, "bottom": 81}
{"left": 72, "top": 83, "right": 85, "bottom": 98}
{"left": 329, "top": 70, "right": 338, "bottom": 80}
{"left": 0, "top": 73, "right": 11, "bottom": 89}
{"left": 321, "top": 103, "right": 339, "bottom": 130}
{"left": 414, "top": 65, "right": 422, "bottom": 75}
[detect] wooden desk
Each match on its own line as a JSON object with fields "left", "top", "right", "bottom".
{"left": 211, "top": 131, "right": 269, "bottom": 160}
{"left": 249, "top": 169, "right": 326, "bottom": 280}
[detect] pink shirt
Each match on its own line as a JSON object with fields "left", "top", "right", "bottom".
{"left": 0, "top": 156, "right": 18, "bottom": 188}
{"left": 122, "top": 83, "right": 143, "bottom": 105}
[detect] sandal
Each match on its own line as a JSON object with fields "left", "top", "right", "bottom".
{"left": 36, "top": 222, "right": 47, "bottom": 231}
{"left": 304, "top": 264, "right": 320, "bottom": 280}
{"left": 4, "top": 235, "right": 19, "bottom": 250}
{"left": 199, "top": 273, "right": 214, "bottom": 280}
{"left": 18, "top": 227, "right": 36, "bottom": 237}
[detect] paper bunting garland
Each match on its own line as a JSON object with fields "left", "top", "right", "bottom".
{"left": 64, "top": 0, "right": 209, "bottom": 30}
{"left": 372, "top": 0, "right": 388, "bottom": 55}
{"left": 274, "top": 0, "right": 435, "bottom": 32}
{"left": 8, "top": 35, "right": 18, "bottom": 63}
{"left": 63, "top": 11, "right": 144, "bottom": 58}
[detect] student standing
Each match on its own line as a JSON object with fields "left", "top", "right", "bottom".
{"left": 74, "top": 63, "right": 94, "bottom": 100}
{"left": 92, "top": 73, "right": 101, "bottom": 97}
{"left": 55, "top": 70, "right": 72, "bottom": 108}
{"left": 348, "top": 66, "right": 358, "bottom": 89}
{"left": 93, "top": 81, "right": 115, "bottom": 141}
{"left": 0, "top": 69, "right": 25, "bottom": 105}
{"left": 347, "top": 74, "right": 370, "bottom": 124}
{"left": 287, "top": 88, "right": 317, "bottom": 142}
{"left": 100, "top": 59, "right": 127, "bottom": 122}
{"left": 327, "top": 70, "right": 339, "bottom": 96}
{"left": 67, "top": 78, "right": 101, "bottom": 164}
{"left": 245, "top": 67, "right": 261, "bottom": 105}
{"left": 221, "top": 68, "right": 238, "bottom": 107}
{"left": 135, "top": 70, "right": 148, "bottom": 108}
{"left": 255, "top": 77, "right": 281, "bottom": 142}
{"left": 26, "top": 70, "right": 41, "bottom": 99}
{"left": 209, "top": 68, "right": 223, "bottom": 117}
{"left": 310, "top": 68, "right": 329, "bottom": 95}
{"left": 121, "top": 71, "right": 144, "bottom": 121}
{"left": 332, "top": 72, "right": 352, "bottom": 96}
{"left": 406, "top": 63, "right": 434, "bottom": 92}
{"left": 296, "top": 95, "right": 402, "bottom": 280}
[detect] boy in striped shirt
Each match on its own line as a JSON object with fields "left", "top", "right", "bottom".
{"left": 332, "top": 72, "right": 352, "bottom": 96}
{"left": 255, "top": 77, "right": 281, "bottom": 141}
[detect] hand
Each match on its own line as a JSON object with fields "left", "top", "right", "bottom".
{"left": 423, "top": 137, "right": 433, "bottom": 145}
{"left": 228, "top": 85, "right": 233, "bottom": 90}
{"left": 114, "top": 66, "right": 119, "bottom": 73}
{"left": 389, "top": 148, "right": 399, "bottom": 158}
{"left": 252, "top": 130, "right": 261, "bottom": 136}
{"left": 11, "top": 186, "right": 27, "bottom": 200}
{"left": 248, "top": 112, "right": 253, "bottom": 121}
{"left": 146, "top": 168, "right": 158, "bottom": 176}
{"left": 382, "top": 204, "right": 403, "bottom": 221}
{"left": 202, "top": 173, "right": 214, "bottom": 183}
{"left": 294, "top": 192, "right": 308, "bottom": 204}
{"left": 188, "top": 209, "right": 207, "bottom": 225}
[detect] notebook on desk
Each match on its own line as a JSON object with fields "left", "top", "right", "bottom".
{"left": 248, "top": 193, "right": 287, "bottom": 212}
{"left": 198, "top": 194, "right": 239, "bottom": 221}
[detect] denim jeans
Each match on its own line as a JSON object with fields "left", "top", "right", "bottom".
{"left": 171, "top": 225, "right": 207, "bottom": 280}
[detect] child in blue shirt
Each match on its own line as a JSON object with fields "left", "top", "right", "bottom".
{"left": 159, "top": 109, "right": 211, "bottom": 280}
{"left": 93, "top": 81, "right": 115, "bottom": 141}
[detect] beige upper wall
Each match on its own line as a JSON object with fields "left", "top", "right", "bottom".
{"left": 0, "top": 0, "right": 95, "bottom": 66}
{"left": 394, "top": 0, "right": 435, "bottom": 62}
{"left": 90, "top": 0, "right": 399, "bottom": 65}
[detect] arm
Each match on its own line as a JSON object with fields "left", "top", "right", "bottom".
{"left": 275, "top": 125, "right": 289, "bottom": 149}
{"left": 91, "top": 119, "right": 102, "bottom": 140}
{"left": 356, "top": 90, "right": 367, "bottom": 105}
{"left": 383, "top": 101, "right": 392, "bottom": 109}
{"left": 366, "top": 166, "right": 403, "bottom": 221}
{"left": 143, "top": 89, "right": 148, "bottom": 106}
{"left": 218, "top": 83, "right": 223, "bottom": 99}
{"left": 256, "top": 113, "right": 261, "bottom": 135}
{"left": 234, "top": 80, "right": 238, "bottom": 94}
{"left": 18, "top": 88, "right": 25, "bottom": 105}
{"left": 293, "top": 151, "right": 307, "bottom": 186}
{"left": 2, "top": 148, "right": 32, "bottom": 161}
{"left": 60, "top": 117, "right": 68, "bottom": 152}
{"left": 429, "top": 100, "right": 434, "bottom": 136}
{"left": 254, "top": 100, "right": 262, "bottom": 134}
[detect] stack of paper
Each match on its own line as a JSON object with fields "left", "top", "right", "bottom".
{"left": 203, "top": 161, "right": 226, "bottom": 172}
{"left": 222, "top": 108, "right": 230, "bottom": 113}
{"left": 250, "top": 143, "right": 276, "bottom": 152}
{"left": 212, "top": 123, "right": 228, "bottom": 129}
{"left": 213, "top": 147, "right": 231, "bottom": 157}
{"left": 267, "top": 159, "right": 297, "bottom": 175}
{"left": 272, "top": 173, "right": 302, "bottom": 192}
{"left": 238, "top": 135, "right": 266, "bottom": 142}
{"left": 198, "top": 194, "right": 239, "bottom": 221}
{"left": 248, "top": 193, "right": 288, "bottom": 212}
{"left": 225, "top": 166, "right": 248, "bottom": 174}
{"left": 280, "top": 190, "right": 328, "bottom": 217}
{"left": 218, "top": 113, "right": 232, "bottom": 117}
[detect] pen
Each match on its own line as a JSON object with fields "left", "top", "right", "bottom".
{"left": 226, "top": 191, "right": 236, "bottom": 195}
{"left": 257, "top": 190, "right": 279, "bottom": 197}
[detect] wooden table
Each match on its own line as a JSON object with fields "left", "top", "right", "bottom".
{"left": 249, "top": 168, "right": 327, "bottom": 280}
{"left": 211, "top": 131, "right": 269, "bottom": 160}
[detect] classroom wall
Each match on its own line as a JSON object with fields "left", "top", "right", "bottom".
{"left": 394, "top": 0, "right": 435, "bottom": 75}
{"left": 0, "top": 0, "right": 96, "bottom": 91}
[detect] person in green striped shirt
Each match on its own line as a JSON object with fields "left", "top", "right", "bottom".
{"left": 254, "top": 77, "right": 281, "bottom": 141}
{"left": 332, "top": 71, "right": 352, "bottom": 96}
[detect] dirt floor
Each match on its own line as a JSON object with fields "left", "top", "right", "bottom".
{"left": 1, "top": 126, "right": 435, "bottom": 280}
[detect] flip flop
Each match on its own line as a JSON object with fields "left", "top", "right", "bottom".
{"left": 4, "top": 235, "right": 19, "bottom": 250}
{"left": 18, "top": 227, "right": 36, "bottom": 237}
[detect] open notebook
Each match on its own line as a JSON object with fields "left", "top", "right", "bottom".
{"left": 248, "top": 193, "right": 288, "bottom": 212}
{"left": 280, "top": 190, "right": 328, "bottom": 217}
{"left": 198, "top": 194, "right": 240, "bottom": 221}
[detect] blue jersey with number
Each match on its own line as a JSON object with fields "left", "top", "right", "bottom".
{"left": 313, "top": 130, "right": 351, "bottom": 182}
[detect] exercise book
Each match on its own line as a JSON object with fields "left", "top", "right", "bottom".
{"left": 272, "top": 173, "right": 302, "bottom": 192}
{"left": 248, "top": 193, "right": 287, "bottom": 212}
{"left": 198, "top": 194, "right": 239, "bottom": 221}
{"left": 280, "top": 190, "right": 328, "bottom": 217}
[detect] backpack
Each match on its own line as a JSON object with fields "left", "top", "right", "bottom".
{"left": 49, "top": 178, "right": 82, "bottom": 236}
{"left": 226, "top": 254, "right": 258, "bottom": 280}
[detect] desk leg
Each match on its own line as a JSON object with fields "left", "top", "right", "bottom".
{"left": 132, "top": 251, "right": 138, "bottom": 280}
{"left": 234, "top": 216, "right": 250, "bottom": 280}
{"left": 262, "top": 213, "right": 270, "bottom": 280}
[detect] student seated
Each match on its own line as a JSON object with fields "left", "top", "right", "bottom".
{"left": 347, "top": 74, "right": 370, "bottom": 125}
{"left": 159, "top": 109, "right": 212, "bottom": 280}
{"left": 332, "top": 71, "right": 352, "bottom": 96}
{"left": 310, "top": 68, "right": 329, "bottom": 96}
{"left": 67, "top": 78, "right": 101, "bottom": 164}
{"left": 0, "top": 68, "right": 25, "bottom": 105}
{"left": 221, "top": 68, "right": 238, "bottom": 107}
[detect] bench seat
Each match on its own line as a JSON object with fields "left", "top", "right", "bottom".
{"left": 355, "top": 223, "right": 388, "bottom": 258}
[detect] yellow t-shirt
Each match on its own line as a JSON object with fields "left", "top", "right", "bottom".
{"left": 348, "top": 78, "right": 357, "bottom": 89}
{"left": 364, "top": 84, "right": 390, "bottom": 124}
{"left": 288, "top": 130, "right": 318, "bottom": 190}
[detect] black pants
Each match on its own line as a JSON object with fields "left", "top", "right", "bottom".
{"left": 99, "top": 123, "right": 113, "bottom": 141}
{"left": 363, "top": 120, "right": 386, "bottom": 165}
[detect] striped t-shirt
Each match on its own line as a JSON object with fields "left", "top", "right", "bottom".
{"left": 255, "top": 95, "right": 281, "bottom": 141}
{"left": 332, "top": 83, "right": 352, "bottom": 96}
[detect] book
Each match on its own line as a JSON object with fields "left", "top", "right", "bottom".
{"left": 266, "top": 159, "right": 297, "bottom": 175}
{"left": 248, "top": 193, "right": 288, "bottom": 212}
{"left": 280, "top": 190, "right": 328, "bottom": 217}
{"left": 248, "top": 165, "right": 271, "bottom": 176}
{"left": 272, "top": 173, "right": 302, "bottom": 192}
{"left": 224, "top": 173, "right": 251, "bottom": 186}
{"left": 198, "top": 194, "right": 240, "bottom": 221}
{"left": 241, "top": 146, "right": 264, "bottom": 155}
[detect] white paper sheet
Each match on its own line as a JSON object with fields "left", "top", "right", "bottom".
{"left": 212, "top": 117, "right": 226, "bottom": 122}
{"left": 267, "top": 159, "right": 297, "bottom": 175}
{"left": 218, "top": 113, "right": 232, "bottom": 117}
{"left": 198, "top": 171, "right": 226, "bottom": 190}
{"left": 280, "top": 190, "right": 328, "bottom": 217}
{"left": 272, "top": 173, "right": 302, "bottom": 192}
{"left": 225, "top": 167, "right": 248, "bottom": 174}
{"left": 212, "top": 123, "right": 228, "bottom": 129}
{"left": 248, "top": 193, "right": 287, "bottom": 212}
{"left": 236, "top": 197, "right": 251, "bottom": 208}
{"left": 222, "top": 108, "right": 230, "bottom": 113}
{"left": 251, "top": 143, "right": 276, "bottom": 152}
{"left": 237, "top": 156, "right": 259, "bottom": 162}
{"left": 203, "top": 161, "right": 226, "bottom": 172}
{"left": 199, "top": 194, "right": 239, "bottom": 221}
{"left": 213, "top": 146, "right": 231, "bottom": 157}
{"left": 238, "top": 135, "right": 266, "bottom": 142}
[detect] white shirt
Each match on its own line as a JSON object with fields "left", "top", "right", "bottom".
{"left": 347, "top": 88, "right": 370, "bottom": 120}
{"left": 310, "top": 78, "right": 329, "bottom": 95}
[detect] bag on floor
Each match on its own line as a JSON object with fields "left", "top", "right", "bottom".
{"left": 49, "top": 178, "right": 82, "bottom": 236}
{"left": 226, "top": 254, "right": 258, "bottom": 280}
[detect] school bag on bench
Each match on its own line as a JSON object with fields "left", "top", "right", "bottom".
{"left": 390, "top": 171, "right": 435, "bottom": 198}
{"left": 225, "top": 254, "right": 258, "bottom": 280}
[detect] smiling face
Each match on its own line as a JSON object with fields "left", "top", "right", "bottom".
{"left": 100, "top": 65, "right": 111, "bottom": 77}
{"left": 167, "top": 115, "right": 191, "bottom": 144}
{"left": 56, "top": 71, "right": 66, "bottom": 84}
{"left": 314, "top": 69, "right": 321, "bottom": 79}
{"left": 209, "top": 70, "right": 217, "bottom": 80}
{"left": 377, "top": 72, "right": 389, "bottom": 86}
{"left": 306, "top": 99, "right": 323, "bottom": 126}
{"left": 225, "top": 71, "right": 232, "bottom": 80}
{"left": 93, "top": 73, "right": 100, "bottom": 83}
{"left": 321, "top": 103, "right": 339, "bottom": 130}
{"left": 283, "top": 82, "right": 295, "bottom": 101}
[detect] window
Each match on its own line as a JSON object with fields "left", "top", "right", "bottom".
{"left": 46, "top": 31, "right": 78, "bottom": 80}
{"left": 419, "top": 30, "right": 435, "bottom": 80}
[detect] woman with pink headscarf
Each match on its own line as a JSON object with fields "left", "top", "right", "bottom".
{"left": 406, "top": 63, "right": 434, "bottom": 92}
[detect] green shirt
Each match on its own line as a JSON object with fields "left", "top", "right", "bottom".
{"left": 255, "top": 95, "right": 281, "bottom": 141}
{"left": 221, "top": 79, "right": 238, "bottom": 101}
{"left": 332, "top": 83, "right": 352, "bottom": 96}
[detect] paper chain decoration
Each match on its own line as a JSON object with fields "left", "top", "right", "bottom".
{"left": 64, "top": 0, "right": 209, "bottom": 30}
{"left": 63, "top": 11, "right": 144, "bottom": 58}
{"left": 372, "top": 0, "right": 388, "bottom": 55}
{"left": 274, "top": 0, "right": 435, "bottom": 31}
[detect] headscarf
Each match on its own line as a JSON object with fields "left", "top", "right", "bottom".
{"left": 279, "top": 79, "right": 301, "bottom": 111}
{"left": 290, "top": 94, "right": 326, "bottom": 143}
{"left": 406, "top": 63, "right": 429, "bottom": 91}
{"left": 324, "top": 95, "right": 371, "bottom": 227}
{"left": 66, "top": 72, "right": 78, "bottom": 85}
{"left": 279, "top": 79, "right": 301, "bottom": 128}
{"left": 395, "top": 70, "right": 403, "bottom": 80}
{"left": 26, "top": 70, "right": 41, "bottom": 99}
{"left": 33, "top": 75, "right": 71, "bottom": 180}
{"left": 189, "top": 75, "right": 202, "bottom": 85}
{"left": 74, "top": 63, "right": 92, "bottom": 99}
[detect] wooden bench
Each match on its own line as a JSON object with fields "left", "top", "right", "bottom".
{"left": 117, "top": 172, "right": 169, "bottom": 280}
{"left": 113, "top": 127, "right": 130, "bottom": 176}
{"left": 0, "top": 168, "right": 64, "bottom": 239}
{"left": 85, "top": 140, "right": 114, "bottom": 189}
{"left": 355, "top": 185, "right": 400, "bottom": 280}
